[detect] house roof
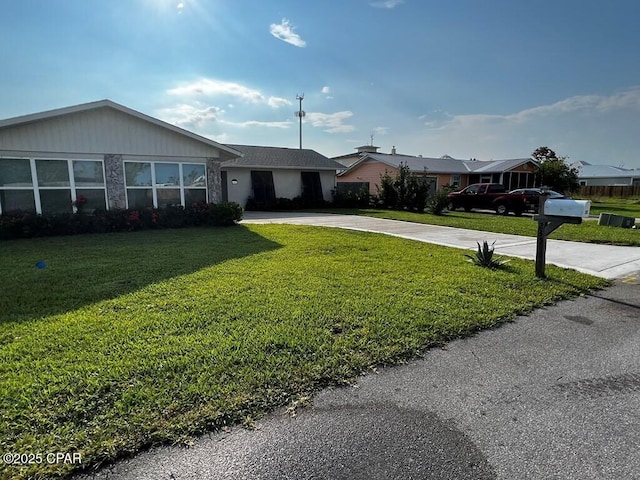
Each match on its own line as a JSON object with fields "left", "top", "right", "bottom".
{"left": 223, "top": 144, "right": 343, "bottom": 170}
{"left": 466, "top": 158, "right": 535, "bottom": 173}
{"left": 576, "top": 164, "right": 640, "bottom": 179}
{"left": 0, "top": 99, "right": 242, "bottom": 159}
{"left": 338, "top": 153, "right": 535, "bottom": 176}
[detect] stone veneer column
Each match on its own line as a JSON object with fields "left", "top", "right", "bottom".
{"left": 206, "top": 158, "right": 222, "bottom": 204}
{"left": 104, "top": 154, "right": 126, "bottom": 209}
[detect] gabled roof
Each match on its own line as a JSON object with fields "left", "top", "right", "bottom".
{"left": 343, "top": 153, "right": 470, "bottom": 174}
{"left": 0, "top": 99, "right": 242, "bottom": 159}
{"left": 576, "top": 164, "right": 640, "bottom": 179}
{"left": 338, "top": 152, "right": 537, "bottom": 177}
{"left": 466, "top": 158, "right": 535, "bottom": 173}
{"left": 223, "top": 144, "right": 343, "bottom": 170}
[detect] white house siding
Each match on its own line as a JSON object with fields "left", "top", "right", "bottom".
{"left": 222, "top": 168, "right": 336, "bottom": 206}
{"left": 0, "top": 104, "right": 237, "bottom": 213}
{"left": 222, "top": 168, "right": 253, "bottom": 206}
{"left": 0, "top": 108, "right": 223, "bottom": 159}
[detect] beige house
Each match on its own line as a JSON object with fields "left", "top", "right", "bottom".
{"left": 0, "top": 100, "right": 240, "bottom": 215}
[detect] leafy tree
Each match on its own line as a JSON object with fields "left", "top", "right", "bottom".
{"left": 376, "top": 163, "right": 432, "bottom": 211}
{"left": 532, "top": 146, "right": 580, "bottom": 193}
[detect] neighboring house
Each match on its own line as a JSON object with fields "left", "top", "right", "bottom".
{"left": 222, "top": 145, "right": 343, "bottom": 207}
{"left": 335, "top": 147, "right": 537, "bottom": 195}
{"left": 572, "top": 161, "right": 640, "bottom": 186}
{"left": 0, "top": 99, "right": 241, "bottom": 215}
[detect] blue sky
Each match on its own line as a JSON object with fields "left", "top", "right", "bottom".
{"left": 2, "top": 0, "right": 640, "bottom": 167}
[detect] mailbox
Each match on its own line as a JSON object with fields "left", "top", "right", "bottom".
{"left": 544, "top": 199, "right": 590, "bottom": 218}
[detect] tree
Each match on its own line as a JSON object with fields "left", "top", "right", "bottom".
{"left": 532, "top": 146, "right": 580, "bottom": 194}
{"left": 376, "top": 163, "right": 432, "bottom": 211}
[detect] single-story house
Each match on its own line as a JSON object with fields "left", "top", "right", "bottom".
{"left": 335, "top": 146, "right": 537, "bottom": 195}
{"left": 0, "top": 99, "right": 241, "bottom": 215}
{"left": 572, "top": 161, "right": 640, "bottom": 187}
{"left": 222, "top": 145, "right": 343, "bottom": 207}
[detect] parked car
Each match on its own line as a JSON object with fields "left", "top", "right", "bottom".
{"left": 507, "top": 188, "right": 564, "bottom": 213}
{"left": 447, "top": 184, "right": 565, "bottom": 215}
{"left": 447, "top": 183, "right": 529, "bottom": 215}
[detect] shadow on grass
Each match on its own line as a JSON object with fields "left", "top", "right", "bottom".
{"left": 0, "top": 225, "right": 281, "bottom": 324}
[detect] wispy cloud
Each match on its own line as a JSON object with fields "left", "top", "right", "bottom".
{"left": 270, "top": 18, "right": 306, "bottom": 48}
{"left": 157, "top": 103, "right": 224, "bottom": 128}
{"left": 373, "top": 126, "right": 388, "bottom": 135}
{"left": 306, "top": 111, "right": 355, "bottom": 133}
{"left": 370, "top": 0, "right": 404, "bottom": 9}
{"left": 267, "top": 96, "right": 292, "bottom": 108}
{"left": 221, "top": 119, "right": 292, "bottom": 129}
{"left": 412, "top": 87, "right": 640, "bottom": 162}
{"left": 167, "top": 78, "right": 290, "bottom": 109}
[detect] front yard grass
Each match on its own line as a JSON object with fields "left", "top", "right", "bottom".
{"left": 0, "top": 225, "right": 608, "bottom": 478}
{"left": 580, "top": 197, "right": 640, "bottom": 218}
{"left": 315, "top": 208, "right": 639, "bottom": 246}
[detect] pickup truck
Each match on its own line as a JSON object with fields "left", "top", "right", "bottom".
{"left": 447, "top": 183, "right": 530, "bottom": 215}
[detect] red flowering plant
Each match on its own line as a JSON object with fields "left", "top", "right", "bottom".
{"left": 71, "top": 195, "right": 88, "bottom": 214}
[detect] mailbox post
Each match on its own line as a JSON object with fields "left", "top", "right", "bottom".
{"left": 533, "top": 188, "right": 590, "bottom": 278}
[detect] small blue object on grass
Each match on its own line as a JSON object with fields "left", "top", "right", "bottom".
{"left": 35, "top": 261, "right": 47, "bottom": 269}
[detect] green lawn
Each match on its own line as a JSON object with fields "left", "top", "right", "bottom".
{"left": 580, "top": 197, "right": 640, "bottom": 218}
{"left": 0, "top": 226, "right": 608, "bottom": 478}
{"left": 314, "top": 208, "right": 640, "bottom": 246}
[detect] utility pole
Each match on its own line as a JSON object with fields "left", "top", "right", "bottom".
{"left": 295, "top": 93, "right": 305, "bottom": 149}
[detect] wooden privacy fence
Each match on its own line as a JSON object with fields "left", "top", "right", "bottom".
{"left": 580, "top": 185, "right": 640, "bottom": 198}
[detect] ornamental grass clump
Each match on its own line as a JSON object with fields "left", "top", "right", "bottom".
{"left": 465, "top": 240, "right": 510, "bottom": 269}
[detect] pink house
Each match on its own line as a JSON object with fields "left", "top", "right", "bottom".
{"left": 334, "top": 146, "right": 538, "bottom": 196}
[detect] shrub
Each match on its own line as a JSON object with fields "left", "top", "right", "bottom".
{"left": 0, "top": 201, "right": 243, "bottom": 240}
{"left": 376, "top": 164, "right": 432, "bottom": 212}
{"left": 428, "top": 185, "right": 455, "bottom": 215}
{"left": 465, "top": 241, "right": 510, "bottom": 269}
{"left": 331, "top": 186, "right": 371, "bottom": 208}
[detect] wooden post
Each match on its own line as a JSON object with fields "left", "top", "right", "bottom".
{"left": 535, "top": 190, "right": 550, "bottom": 278}
{"left": 533, "top": 189, "right": 583, "bottom": 279}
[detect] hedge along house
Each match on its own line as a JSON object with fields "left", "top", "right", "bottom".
{"left": 0, "top": 100, "right": 241, "bottom": 215}
{"left": 335, "top": 147, "right": 538, "bottom": 195}
{"left": 221, "top": 145, "right": 344, "bottom": 208}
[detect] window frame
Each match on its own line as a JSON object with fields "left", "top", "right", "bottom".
{"left": 0, "top": 157, "right": 107, "bottom": 215}
{"left": 124, "top": 160, "right": 208, "bottom": 209}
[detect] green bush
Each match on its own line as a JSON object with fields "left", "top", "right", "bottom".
{"left": 331, "top": 186, "right": 371, "bottom": 208}
{"left": 0, "top": 201, "right": 243, "bottom": 240}
{"left": 428, "top": 185, "right": 455, "bottom": 215}
{"left": 376, "top": 163, "right": 432, "bottom": 212}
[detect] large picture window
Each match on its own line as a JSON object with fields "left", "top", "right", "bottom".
{"left": 124, "top": 161, "right": 207, "bottom": 209}
{"left": 0, "top": 158, "right": 107, "bottom": 215}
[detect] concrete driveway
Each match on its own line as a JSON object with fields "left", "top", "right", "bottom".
{"left": 75, "top": 213, "right": 640, "bottom": 480}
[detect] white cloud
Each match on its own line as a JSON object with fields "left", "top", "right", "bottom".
{"left": 269, "top": 18, "right": 306, "bottom": 48}
{"left": 306, "top": 111, "right": 355, "bottom": 133}
{"left": 167, "top": 78, "right": 291, "bottom": 109}
{"left": 321, "top": 86, "right": 331, "bottom": 94}
{"left": 370, "top": 0, "right": 404, "bottom": 9}
{"left": 373, "top": 126, "right": 388, "bottom": 135}
{"left": 157, "top": 103, "right": 223, "bottom": 128}
{"left": 221, "top": 119, "right": 292, "bottom": 129}
{"left": 268, "top": 96, "right": 292, "bottom": 108}
{"left": 168, "top": 78, "right": 265, "bottom": 103}
{"left": 412, "top": 87, "right": 640, "bottom": 165}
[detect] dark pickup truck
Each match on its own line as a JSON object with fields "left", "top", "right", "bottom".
{"left": 447, "top": 183, "right": 530, "bottom": 215}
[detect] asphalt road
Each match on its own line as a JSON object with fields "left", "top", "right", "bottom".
{"left": 76, "top": 276, "right": 640, "bottom": 480}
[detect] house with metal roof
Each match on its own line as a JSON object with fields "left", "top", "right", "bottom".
{"left": 335, "top": 146, "right": 537, "bottom": 196}
{"left": 572, "top": 161, "right": 640, "bottom": 186}
{"left": 222, "top": 145, "right": 343, "bottom": 207}
{"left": 0, "top": 99, "right": 241, "bottom": 215}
